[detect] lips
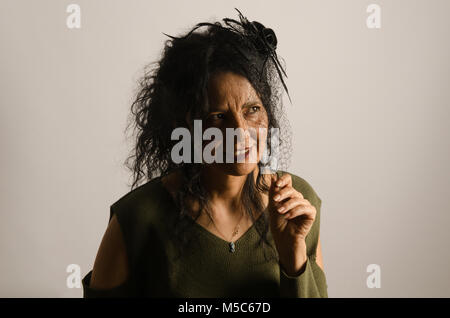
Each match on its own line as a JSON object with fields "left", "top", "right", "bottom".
{"left": 234, "top": 147, "right": 250, "bottom": 156}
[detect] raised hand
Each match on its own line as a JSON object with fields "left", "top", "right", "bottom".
{"left": 268, "top": 173, "right": 317, "bottom": 276}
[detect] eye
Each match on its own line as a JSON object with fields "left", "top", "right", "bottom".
{"left": 209, "top": 113, "right": 225, "bottom": 120}
{"left": 247, "top": 106, "right": 261, "bottom": 114}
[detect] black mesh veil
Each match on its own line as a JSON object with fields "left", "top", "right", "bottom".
{"left": 162, "top": 8, "right": 294, "bottom": 172}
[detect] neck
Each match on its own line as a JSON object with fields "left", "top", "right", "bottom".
{"left": 200, "top": 166, "right": 259, "bottom": 212}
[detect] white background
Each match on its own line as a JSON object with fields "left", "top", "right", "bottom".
{"left": 1, "top": 0, "right": 449, "bottom": 297}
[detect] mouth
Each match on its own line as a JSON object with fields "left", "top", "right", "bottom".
{"left": 233, "top": 146, "right": 255, "bottom": 161}
{"left": 234, "top": 147, "right": 250, "bottom": 156}
{"left": 234, "top": 138, "right": 257, "bottom": 156}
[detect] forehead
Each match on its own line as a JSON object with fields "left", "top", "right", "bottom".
{"left": 207, "top": 71, "right": 260, "bottom": 107}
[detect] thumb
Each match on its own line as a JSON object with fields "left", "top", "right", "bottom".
{"left": 267, "top": 172, "right": 284, "bottom": 229}
{"left": 268, "top": 172, "right": 279, "bottom": 203}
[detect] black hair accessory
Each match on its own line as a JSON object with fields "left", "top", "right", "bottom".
{"left": 250, "top": 21, "right": 278, "bottom": 53}
{"left": 163, "top": 8, "right": 291, "bottom": 103}
{"left": 222, "top": 8, "right": 291, "bottom": 103}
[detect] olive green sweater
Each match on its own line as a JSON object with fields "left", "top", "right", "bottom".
{"left": 82, "top": 171, "right": 328, "bottom": 298}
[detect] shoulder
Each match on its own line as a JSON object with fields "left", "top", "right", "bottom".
{"left": 106, "top": 176, "right": 174, "bottom": 267}
{"left": 109, "top": 177, "right": 166, "bottom": 222}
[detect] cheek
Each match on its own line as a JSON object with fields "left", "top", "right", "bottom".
{"left": 247, "top": 110, "right": 268, "bottom": 128}
{"left": 247, "top": 125, "right": 269, "bottom": 158}
{"left": 255, "top": 113, "right": 269, "bottom": 142}
{"left": 257, "top": 130, "right": 268, "bottom": 154}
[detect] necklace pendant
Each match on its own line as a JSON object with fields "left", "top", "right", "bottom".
{"left": 229, "top": 241, "right": 235, "bottom": 253}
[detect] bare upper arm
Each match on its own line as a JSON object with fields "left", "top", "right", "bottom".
{"left": 315, "top": 234, "right": 325, "bottom": 272}
{"left": 89, "top": 214, "right": 129, "bottom": 289}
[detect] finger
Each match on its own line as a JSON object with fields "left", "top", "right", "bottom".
{"left": 271, "top": 173, "right": 278, "bottom": 186}
{"left": 269, "top": 173, "right": 279, "bottom": 196}
{"left": 276, "top": 197, "right": 308, "bottom": 214}
{"left": 273, "top": 183, "right": 305, "bottom": 201}
{"left": 284, "top": 204, "right": 316, "bottom": 220}
{"left": 269, "top": 173, "right": 281, "bottom": 206}
{"left": 275, "top": 173, "right": 292, "bottom": 188}
{"left": 277, "top": 198, "right": 311, "bottom": 214}
{"left": 273, "top": 186, "right": 296, "bottom": 202}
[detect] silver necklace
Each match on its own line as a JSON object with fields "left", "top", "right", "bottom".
{"left": 208, "top": 211, "right": 245, "bottom": 253}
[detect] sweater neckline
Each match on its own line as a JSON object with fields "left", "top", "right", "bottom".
{"left": 156, "top": 175, "right": 265, "bottom": 247}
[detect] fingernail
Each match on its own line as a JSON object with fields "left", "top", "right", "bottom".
{"left": 274, "top": 194, "right": 280, "bottom": 201}
{"left": 278, "top": 206, "right": 285, "bottom": 213}
{"left": 276, "top": 181, "right": 282, "bottom": 187}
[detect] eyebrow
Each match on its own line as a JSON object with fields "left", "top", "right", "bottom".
{"left": 241, "top": 99, "right": 260, "bottom": 107}
{"left": 209, "top": 99, "right": 260, "bottom": 112}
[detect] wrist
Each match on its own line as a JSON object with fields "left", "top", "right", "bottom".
{"left": 279, "top": 241, "right": 308, "bottom": 276}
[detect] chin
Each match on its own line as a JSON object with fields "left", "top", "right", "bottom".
{"left": 213, "top": 162, "right": 259, "bottom": 176}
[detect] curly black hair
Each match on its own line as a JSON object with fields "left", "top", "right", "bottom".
{"left": 124, "top": 8, "right": 292, "bottom": 262}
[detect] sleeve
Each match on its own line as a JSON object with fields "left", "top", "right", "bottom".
{"left": 82, "top": 270, "right": 135, "bottom": 298}
{"left": 279, "top": 254, "right": 327, "bottom": 297}
{"left": 277, "top": 171, "right": 329, "bottom": 298}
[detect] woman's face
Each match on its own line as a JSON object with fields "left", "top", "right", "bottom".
{"left": 203, "top": 71, "right": 269, "bottom": 176}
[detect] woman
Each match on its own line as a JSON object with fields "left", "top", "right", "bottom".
{"left": 82, "top": 9, "right": 328, "bottom": 298}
